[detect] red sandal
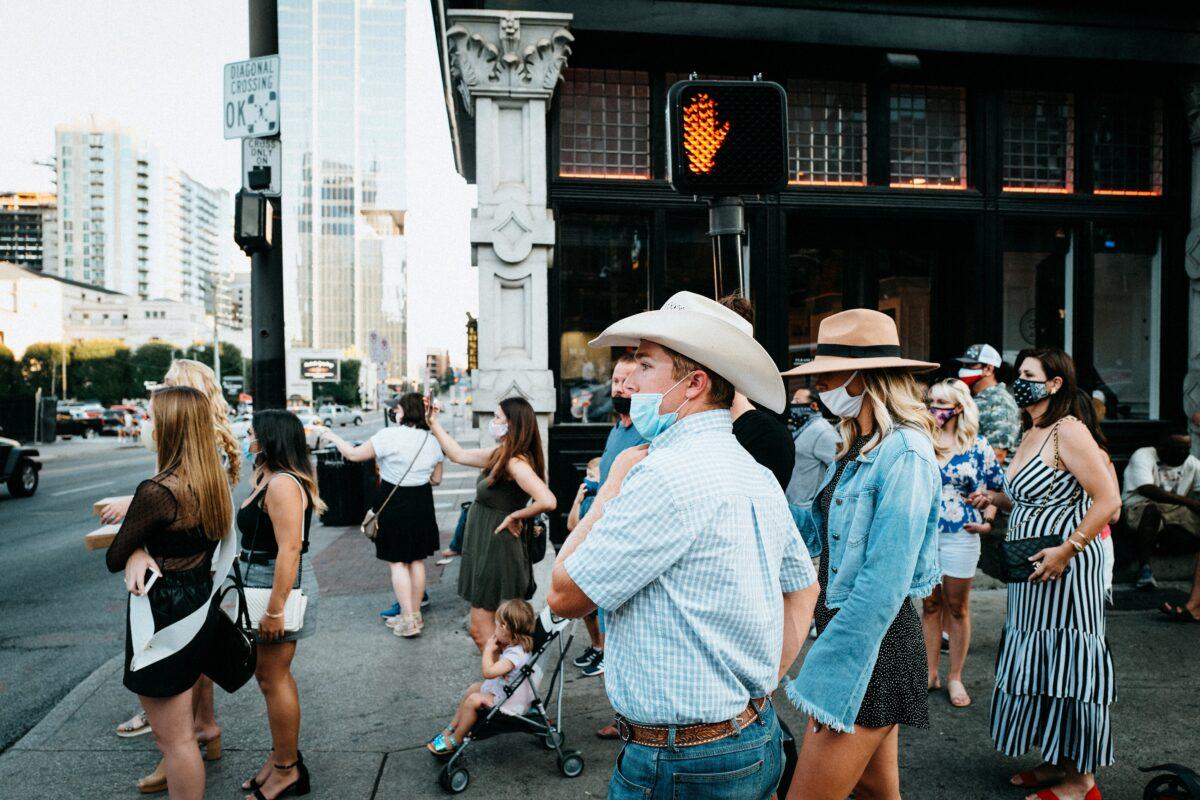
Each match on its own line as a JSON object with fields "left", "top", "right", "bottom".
{"left": 1032, "top": 787, "right": 1101, "bottom": 800}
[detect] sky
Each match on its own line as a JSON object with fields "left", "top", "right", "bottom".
{"left": 0, "top": 0, "right": 475, "bottom": 379}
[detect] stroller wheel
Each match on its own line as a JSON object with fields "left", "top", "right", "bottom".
{"left": 542, "top": 730, "right": 564, "bottom": 750}
{"left": 558, "top": 751, "right": 585, "bottom": 778}
{"left": 438, "top": 765, "right": 470, "bottom": 794}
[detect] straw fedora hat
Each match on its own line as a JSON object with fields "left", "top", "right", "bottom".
{"left": 782, "top": 308, "right": 939, "bottom": 376}
{"left": 589, "top": 291, "right": 786, "bottom": 413}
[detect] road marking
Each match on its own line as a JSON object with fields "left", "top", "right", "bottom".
{"left": 41, "top": 454, "right": 154, "bottom": 478}
{"left": 51, "top": 480, "right": 115, "bottom": 497}
{"left": 433, "top": 488, "right": 475, "bottom": 496}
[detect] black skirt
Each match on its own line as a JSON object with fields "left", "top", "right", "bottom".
{"left": 123, "top": 566, "right": 214, "bottom": 698}
{"left": 372, "top": 481, "right": 439, "bottom": 563}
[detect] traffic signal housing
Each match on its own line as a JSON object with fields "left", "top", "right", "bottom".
{"left": 667, "top": 80, "right": 788, "bottom": 196}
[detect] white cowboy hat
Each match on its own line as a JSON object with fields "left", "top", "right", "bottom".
{"left": 589, "top": 291, "right": 786, "bottom": 413}
{"left": 781, "top": 308, "right": 939, "bottom": 376}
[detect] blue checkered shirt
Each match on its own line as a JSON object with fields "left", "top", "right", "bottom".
{"left": 564, "top": 410, "right": 817, "bottom": 725}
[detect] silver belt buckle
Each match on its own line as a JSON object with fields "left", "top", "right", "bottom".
{"left": 615, "top": 717, "right": 633, "bottom": 743}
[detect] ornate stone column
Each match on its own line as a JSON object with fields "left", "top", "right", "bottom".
{"left": 1185, "top": 83, "right": 1200, "bottom": 456}
{"left": 446, "top": 10, "right": 573, "bottom": 445}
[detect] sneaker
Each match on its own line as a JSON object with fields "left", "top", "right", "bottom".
{"left": 581, "top": 650, "right": 605, "bottom": 677}
{"left": 379, "top": 602, "right": 401, "bottom": 619}
{"left": 1136, "top": 564, "right": 1157, "bottom": 590}
{"left": 421, "top": 592, "right": 430, "bottom": 609}
{"left": 940, "top": 632, "right": 950, "bottom": 654}
{"left": 572, "top": 646, "right": 599, "bottom": 668}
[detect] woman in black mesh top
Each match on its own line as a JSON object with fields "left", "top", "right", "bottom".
{"left": 107, "top": 385, "right": 232, "bottom": 800}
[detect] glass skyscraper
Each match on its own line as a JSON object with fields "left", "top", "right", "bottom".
{"left": 278, "top": 0, "right": 407, "bottom": 380}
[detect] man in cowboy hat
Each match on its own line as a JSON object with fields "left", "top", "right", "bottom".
{"left": 548, "top": 291, "right": 818, "bottom": 800}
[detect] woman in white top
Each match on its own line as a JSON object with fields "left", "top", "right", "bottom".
{"left": 321, "top": 393, "right": 444, "bottom": 637}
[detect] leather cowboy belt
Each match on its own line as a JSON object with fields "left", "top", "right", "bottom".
{"left": 616, "top": 698, "right": 768, "bottom": 748}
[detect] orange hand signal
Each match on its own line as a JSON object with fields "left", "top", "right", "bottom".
{"left": 681, "top": 93, "right": 729, "bottom": 175}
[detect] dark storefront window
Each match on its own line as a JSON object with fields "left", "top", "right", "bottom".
{"left": 1093, "top": 94, "right": 1164, "bottom": 196}
{"left": 787, "top": 80, "right": 867, "bottom": 186}
{"left": 1001, "top": 224, "right": 1070, "bottom": 364}
{"left": 1003, "top": 91, "right": 1074, "bottom": 193}
{"left": 787, "top": 218, "right": 845, "bottom": 373}
{"left": 664, "top": 214, "right": 714, "bottom": 297}
{"left": 558, "top": 213, "right": 649, "bottom": 421}
{"left": 1092, "top": 226, "right": 1161, "bottom": 419}
{"left": 558, "top": 68, "right": 651, "bottom": 180}
{"left": 889, "top": 84, "right": 967, "bottom": 189}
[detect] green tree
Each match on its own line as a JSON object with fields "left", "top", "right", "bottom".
{"left": 0, "top": 344, "right": 21, "bottom": 398}
{"left": 131, "top": 341, "right": 179, "bottom": 392}
{"left": 21, "top": 341, "right": 70, "bottom": 398}
{"left": 317, "top": 359, "right": 361, "bottom": 405}
{"left": 69, "top": 339, "right": 132, "bottom": 405}
{"left": 184, "top": 341, "right": 244, "bottom": 386}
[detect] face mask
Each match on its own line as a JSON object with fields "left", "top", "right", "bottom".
{"left": 788, "top": 404, "right": 817, "bottom": 429}
{"left": 1011, "top": 378, "right": 1049, "bottom": 408}
{"left": 930, "top": 407, "right": 959, "bottom": 427}
{"left": 489, "top": 419, "right": 508, "bottom": 439}
{"left": 583, "top": 477, "right": 600, "bottom": 494}
{"left": 818, "top": 372, "right": 864, "bottom": 419}
{"left": 141, "top": 417, "right": 157, "bottom": 453}
{"left": 957, "top": 368, "right": 983, "bottom": 387}
{"left": 630, "top": 373, "right": 694, "bottom": 442}
{"left": 243, "top": 437, "right": 257, "bottom": 464}
{"left": 611, "top": 395, "right": 632, "bottom": 415}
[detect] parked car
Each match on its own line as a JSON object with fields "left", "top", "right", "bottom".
{"left": 0, "top": 433, "right": 41, "bottom": 497}
{"left": 56, "top": 410, "right": 105, "bottom": 440}
{"left": 317, "top": 404, "right": 362, "bottom": 427}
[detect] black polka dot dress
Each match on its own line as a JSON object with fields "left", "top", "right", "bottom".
{"left": 813, "top": 434, "right": 930, "bottom": 729}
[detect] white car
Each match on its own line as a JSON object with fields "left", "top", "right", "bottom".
{"left": 317, "top": 404, "right": 362, "bottom": 427}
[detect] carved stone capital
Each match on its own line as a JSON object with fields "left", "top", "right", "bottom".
{"left": 446, "top": 10, "right": 573, "bottom": 116}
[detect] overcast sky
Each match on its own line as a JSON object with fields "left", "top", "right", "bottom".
{"left": 0, "top": 0, "right": 475, "bottom": 377}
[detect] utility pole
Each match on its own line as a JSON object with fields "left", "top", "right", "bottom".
{"left": 248, "top": 0, "right": 285, "bottom": 409}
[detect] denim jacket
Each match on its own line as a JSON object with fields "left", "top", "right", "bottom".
{"left": 785, "top": 425, "right": 940, "bottom": 733}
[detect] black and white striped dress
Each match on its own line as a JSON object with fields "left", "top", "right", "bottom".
{"left": 990, "top": 435, "right": 1115, "bottom": 774}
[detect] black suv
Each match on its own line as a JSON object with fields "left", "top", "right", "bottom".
{"left": 0, "top": 434, "right": 41, "bottom": 497}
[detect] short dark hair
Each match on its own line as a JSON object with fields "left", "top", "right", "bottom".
{"left": 397, "top": 392, "right": 429, "bottom": 429}
{"left": 1015, "top": 346, "right": 1077, "bottom": 430}
{"left": 664, "top": 346, "right": 736, "bottom": 409}
{"left": 718, "top": 293, "right": 755, "bottom": 328}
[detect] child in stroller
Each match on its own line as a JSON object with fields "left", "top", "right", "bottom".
{"left": 428, "top": 599, "right": 537, "bottom": 755}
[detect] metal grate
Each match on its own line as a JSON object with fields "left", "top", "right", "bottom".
{"left": 889, "top": 84, "right": 967, "bottom": 189}
{"left": 559, "top": 68, "right": 651, "bottom": 180}
{"left": 1003, "top": 90, "right": 1074, "bottom": 193}
{"left": 787, "top": 80, "right": 867, "bottom": 185}
{"left": 1093, "top": 94, "right": 1163, "bottom": 196}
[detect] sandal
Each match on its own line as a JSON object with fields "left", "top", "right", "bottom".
{"left": 426, "top": 732, "right": 458, "bottom": 756}
{"left": 117, "top": 710, "right": 152, "bottom": 738}
{"left": 1031, "top": 788, "right": 1101, "bottom": 800}
{"left": 1160, "top": 602, "right": 1200, "bottom": 623}
{"left": 136, "top": 758, "right": 167, "bottom": 794}
{"left": 1012, "top": 764, "right": 1065, "bottom": 787}
{"left": 250, "top": 759, "right": 311, "bottom": 800}
{"left": 947, "top": 679, "right": 971, "bottom": 708}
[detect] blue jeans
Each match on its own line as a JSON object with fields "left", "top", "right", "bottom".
{"left": 607, "top": 701, "right": 784, "bottom": 800}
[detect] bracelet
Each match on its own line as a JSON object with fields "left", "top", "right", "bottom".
{"left": 1068, "top": 533, "right": 1090, "bottom": 553}
{"left": 265, "top": 609, "right": 285, "bottom": 619}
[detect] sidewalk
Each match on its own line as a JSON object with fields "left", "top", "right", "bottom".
{"left": 3, "top": 505, "right": 1199, "bottom": 798}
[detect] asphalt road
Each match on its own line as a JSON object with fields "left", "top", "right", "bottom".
{"left": 0, "top": 409, "right": 416, "bottom": 754}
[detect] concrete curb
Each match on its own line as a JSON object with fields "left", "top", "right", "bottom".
{"left": 7, "top": 654, "right": 123, "bottom": 752}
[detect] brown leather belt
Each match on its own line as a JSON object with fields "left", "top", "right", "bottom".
{"left": 615, "top": 698, "right": 768, "bottom": 748}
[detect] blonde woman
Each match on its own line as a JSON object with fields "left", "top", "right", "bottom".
{"left": 105, "top": 386, "right": 233, "bottom": 800}
{"left": 782, "top": 309, "right": 943, "bottom": 800}
{"left": 922, "top": 378, "right": 1004, "bottom": 709}
{"left": 101, "top": 358, "right": 237, "bottom": 792}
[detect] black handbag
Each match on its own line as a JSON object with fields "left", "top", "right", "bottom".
{"left": 998, "top": 419, "right": 1079, "bottom": 583}
{"left": 523, "top": 513, "right": 549, "bottom": 600}
{"left": 203, "top": 562, "right": 257, "bottom": 693}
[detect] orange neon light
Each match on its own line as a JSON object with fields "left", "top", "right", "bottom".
{"left": 888, "top": 181, "right": 967, "bottom": 190}
{"left": 789, "top": 179, "right": 867, "bottom": 187}
{"left": 1093, "top": 188, "right": 1162, "bottom": 197}
{"left": 682, "top": 93, "right": 729, "bottom": 175}
{"left": 558, "top": 172, "right": 652, "bottom": 180}
{"left": 1003, "top": 186, "right": 1073, "bottom": 194}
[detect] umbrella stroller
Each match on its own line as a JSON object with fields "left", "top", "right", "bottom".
{"left": 435, "top": 606, "right": 585, "bottom": 793}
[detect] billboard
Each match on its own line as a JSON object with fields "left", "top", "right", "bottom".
{"left": 299, "top": 358, "right": 340, "bottom": 382}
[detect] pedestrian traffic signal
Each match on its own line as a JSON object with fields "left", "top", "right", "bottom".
{"left": 667, "top": 80, "right": 788, "bottom": 196}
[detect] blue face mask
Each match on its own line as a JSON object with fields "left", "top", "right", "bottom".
{"left": 243, "top": 437, "right": 256, "bottom": 464}
{"left": 629, "top": 373, "right": 694, "bottom": 442}
{"left": 583, "top": 478, "right": 600, "bottom": 494}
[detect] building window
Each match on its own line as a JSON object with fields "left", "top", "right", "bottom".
{"left": 558, "top": 68, "right": 651, "bottom": 180}
{"left": 889, "top": 84, "right": 967, "bottom": 189}
{"left": 1092, "top": 227, "right": 1160, "bottom": 419}
{"left": 1001, "top": 223, "right": 1071, "bottom": 363}
{"left": 1003, "top": 91, "right": 1074, "bottom": 193}
{"left": 787, "top": 80, "right": 867, "bottom": 186}
{"left": 1093, "top": 94, "right": 1164, "bottom": 196}
{"left": 557, "top": 212, "right": 648, "bottom": 421}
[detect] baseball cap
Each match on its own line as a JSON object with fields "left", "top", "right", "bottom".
{"left": 956, "top": 343, "right": 1002, "bottom": 368}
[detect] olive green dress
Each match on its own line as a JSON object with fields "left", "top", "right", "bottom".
{"left": 457, "top": 472, "right": 532, "bottom": 610}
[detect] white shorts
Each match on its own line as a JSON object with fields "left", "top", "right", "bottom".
{"left": 938, "top": 529, "right": 981, "bottom": 580}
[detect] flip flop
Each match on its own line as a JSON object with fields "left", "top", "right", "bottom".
{"left": 1160, "top": 603, "right": 1200, "bottom": 623}
{"left": 947, "top": 679, "right": 971, "bottom": 708}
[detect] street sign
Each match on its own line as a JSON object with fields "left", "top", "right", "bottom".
{"left": 223, "top": 55, "right": 280, "bottom": 139}
{"left": 367, "top": 331, "right": 393, "bottom": 366}
{"left": 299, "top": 358, "right": 339, "bottom": 382}
{"left": 222, "top": 375, "right": 244, "bottom": 393}
{"left": 242, "top": 138, "right": 281, "bottom": 196}
{"left": 666, "top": 80, "right": 788, "bottom": 195}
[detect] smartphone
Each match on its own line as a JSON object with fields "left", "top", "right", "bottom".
{"left": 141, "top": 569, "right": 161, "bottom": 595}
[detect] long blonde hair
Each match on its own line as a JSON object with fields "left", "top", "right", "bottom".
{"left": 835, "top": 369, "right": 949, "bottom": 461}
{"left": 151, "top": 386, "right": 232, "bottom": 540}
{"left": 929, "top": 378, "right": 979, "bottom": 454}
{"left": 165, "top": 359, "right": 240, "bottom": 485}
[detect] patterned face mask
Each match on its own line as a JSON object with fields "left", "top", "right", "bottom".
{"left": 1011, "top": 378, "right": 1050, "bottom": 408}
{"left": 929, "top": 407, "right": 959, "bottom": 427}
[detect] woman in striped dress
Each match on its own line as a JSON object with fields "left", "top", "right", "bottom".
{"left": 970, "top": 347, "right": 1120, "bottom": 800}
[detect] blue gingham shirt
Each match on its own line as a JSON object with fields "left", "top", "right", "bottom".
{"left": 565, "top": 410, "right": 817, "bottom": 725}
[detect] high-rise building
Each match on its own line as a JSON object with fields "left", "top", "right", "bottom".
{"left": 0, "top": 192, "right": 57, "bottom": 271}
{"left": 278, "top": 0, "right": 407, "bottom": 380}
{"left": 164, "top": 169, "right": 233, "bottom": 311}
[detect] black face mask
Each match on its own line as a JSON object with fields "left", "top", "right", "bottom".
{"left": 611, "top": 395, "right": 631, "bottom": 415}
{"left": 788, "top": 404, "right": 817, "bottom": 430}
